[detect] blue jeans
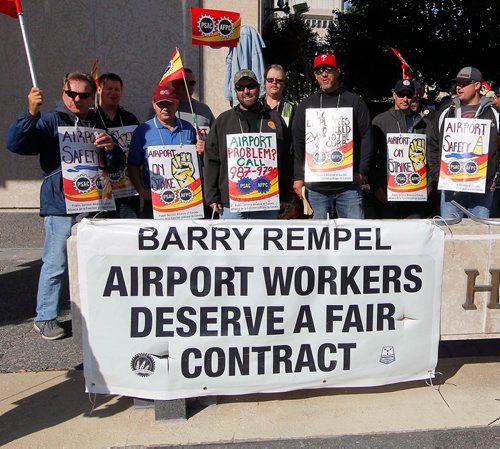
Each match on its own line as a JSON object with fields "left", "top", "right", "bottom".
{"left": 36, "top": 215, "right": 75, "bottom": 321}
{"left": 307, "top": 186, "right": 364, "bottom": 219}
{"left": 220, "top": 208, "right": 279, "bottom": 219}
{"left": 440, "top": 190, "right": 494, "bottom": 219}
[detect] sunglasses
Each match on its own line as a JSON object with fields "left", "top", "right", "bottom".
{"left": 64, "top": 90, "right": 92, "bottom": 99}
{"left": 174, "top": 80, "right": 196, "bottom": 86}
{"left": 266, "top": 77, "right": 285, "bottom": 84}
{"left": 314, "top": 66, "right": 335, "bottom": 75}
{"left": 235, "top": 82, "right": 258, "bottom": 92}
{"left": 456, "top": 81, "right": 476, "bottom": 88}
{"left": 395, "top": 91, "right": 414, "bottom": 99}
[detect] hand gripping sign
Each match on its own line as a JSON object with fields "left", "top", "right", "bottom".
{"left": 305, "top": 108, "right": 354, "bottom": 182}
{"left": 59, "top": 126, "right": 116, "bottom": 213}
{"left": 386, "top": 133, "right": 427, "bottom": 201}
{"left": 438, "top": 118, "right": 490, "bottom": 193}
{"left": 226, "top": 133, "right": 280, "bottom": 212}
{"left": 147, "top": 144, "right": 204, "bottom": 219}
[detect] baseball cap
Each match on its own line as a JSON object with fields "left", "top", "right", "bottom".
{"left": 495, "top": 86, "right": 500, "bottom": 96}
{"left": 313, "top": 54, "right": 338, "bottom": 70}
{"left": 394, "top": 79, "right": 415, "bottom": 95}
{"left": 452, "top": 66, "right": 483, "bottom": 83}
{"left": 234, "top": 69, "right": 258, "bottom": 85}
{"left": 152, "top": 85, "right": 179, "bottom": 104}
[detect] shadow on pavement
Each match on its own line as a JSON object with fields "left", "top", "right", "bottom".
{"left": 0, "top": 370, "right": 131, "bottom": 447}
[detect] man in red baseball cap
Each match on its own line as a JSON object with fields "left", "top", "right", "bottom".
{"left": 292, "top": 53, "right": 373, "bottom": 219}
{"left": 127, "top": 85, "right": 198, "bottom": 217}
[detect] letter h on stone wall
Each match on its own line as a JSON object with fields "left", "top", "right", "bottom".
{"left": 464, "top": 269, "right": 500, "bottom": 310}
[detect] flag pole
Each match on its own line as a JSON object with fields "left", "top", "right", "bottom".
{"left": 15, "top": 1, "right": 38, "bottom": 87}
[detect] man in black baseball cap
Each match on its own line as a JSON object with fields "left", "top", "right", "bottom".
{"left": 371, "top": 79, "right": 435, "bottom": 218}
{"left": 494, "top": 86, "right": 500, "bottom": 108}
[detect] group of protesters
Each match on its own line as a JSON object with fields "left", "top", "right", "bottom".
{"left": 6, "top": 52, "right": 500, "bottom": 339}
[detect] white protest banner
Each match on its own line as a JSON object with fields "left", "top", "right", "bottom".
{"left": 108, "top": 125, "right": 138, "bottom": 198}
{"left": 305, "top": 108, "right": 353, "bottom": 182}
{"left": 58, "top": 126, "right": 115, "bottom": 213}
{"left": 226, "top": 133, "right": 280, "bottom": 212}
{"left": 386, "top": 133, "right": 427, "bottom": 201}
{"left": 77, "top": 219, "right": 444, "bottom": 400}
{"left": 438, "top": 118, "right": 490, "bottom": 193}
{"left": 147, "top": 144, "right": 203, "bottom": 219}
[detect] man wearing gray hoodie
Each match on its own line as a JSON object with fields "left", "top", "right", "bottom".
{"left": 428, "top": 67, "right": 500, "bottom": 219}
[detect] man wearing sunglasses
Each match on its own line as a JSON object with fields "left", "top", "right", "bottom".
{"left": 494, "top": 87, "right": 500, "bottom": 109}
{"left": 263, "top": 64, "right": 296, "bottom": 128}
{"left": 171, "top": 68, "right": 215, "bottom": 148}
{"left": 7, "top": 71, "right": 124, "bottom": 340}
{"left": 204, "top": 69, "right": 292, "bottom": 218}
{"left": 371, "top": 79, "right": 436, "bottom": 218}
{"left": 428, "top": 66, "right": 500, "bottom": 219}
{"left": 292, "top": 53, "right": 373, "bottom": 219}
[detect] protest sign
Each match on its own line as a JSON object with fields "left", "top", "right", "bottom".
{"left": 58, "top": 126, "right": 115, "bottom": 213}
{"left": 226, "top": 133, "right": 280, "bottom": 212}
{"left": 77, "top": 219, "right": 444, "bottom": 400}
{"left": 438, "top": 118, "right": 490, "bottom": 193}
{"left": 108, "top": 125, "right": 138, "bottom": 199}
{"left": 147, "top": 144, "right": 203, "bottom": 219}
{"left": 305, "top": 108, "right": 354, "bottom": 182}
{"left": 386, "top": 133, "right": 427, "bottom": 201}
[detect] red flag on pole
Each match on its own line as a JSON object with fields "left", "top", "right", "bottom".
{"left": 191, "top": 7, "right": 241, "bottom": 48}
{"left": 390, "top": 47, "right": 414, "bottom": 80}
{"left": 159, "top": 48, "right": 185, "bottom": 85}
{"left": 0, "top": 0, "right": 22, "bottom": 18}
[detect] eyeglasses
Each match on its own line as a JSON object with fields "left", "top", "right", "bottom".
{"left": 314, "top": 66, "right": 335, "bottom": 75}
{"left": 156, "top": 101, "right": 175, "bottom": 109}
{"left": 64, "top": 90, "right": 92, "bottom": 99}
{"left": 266, "top": 77, "right": 285, "bottom": 84}
{"left": 235, "top": 82, "right": 258, "bottom": 92}
{"left": 456, "top": 81, "right": 476, "bottom": 88}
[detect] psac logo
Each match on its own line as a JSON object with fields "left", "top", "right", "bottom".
{"left": 130, "top": 353, "right": 155, "bottom": 377}
{"left": 198, "top": 14, "right": 234, "bottom": 38}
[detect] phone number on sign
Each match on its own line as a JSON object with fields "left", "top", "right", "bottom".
{"left": 229, "top": 166, "right": 276, "bottom": 180}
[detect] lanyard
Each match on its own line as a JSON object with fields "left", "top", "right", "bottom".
{"left": 237, "top": 115, "right": 264, "bottom": 134}
{"left": 154, "top": 116, "right": 183, "bottom": 147}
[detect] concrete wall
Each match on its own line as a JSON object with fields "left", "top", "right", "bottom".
{"left": 0, "top": 0, "right": 263, "bottom": 211}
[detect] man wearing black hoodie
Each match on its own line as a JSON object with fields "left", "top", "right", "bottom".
{"left": 292, "top": 53, "right": 373, "bottom": 219}
{"left": 7, "top": 71, "right": 124, "bottom": 340}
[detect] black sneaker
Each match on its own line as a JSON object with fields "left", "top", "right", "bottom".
{"left": 33, "top": 319, "right": 66, "bottom": 340}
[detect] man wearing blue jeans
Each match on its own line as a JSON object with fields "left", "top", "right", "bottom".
{"left": 428, "top": 67, "right": 500, "bottom": 219}
{"left": 292, "top": 54, "right": 373, "bottom": 219}
{"left": 7, "top": 72, "right": 124, "bottom": 340}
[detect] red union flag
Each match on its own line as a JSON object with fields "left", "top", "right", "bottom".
{"left": 159, "top": 47, "right": 185, "bottom": 85}
{"left": 391, "top": 47, "right": 413, "bottom": 80}
{"left": 191, "top": 7, "right": 240, "bottom": 48}
{"left": 0, "top": 0, "right": 22, "bottom": 18}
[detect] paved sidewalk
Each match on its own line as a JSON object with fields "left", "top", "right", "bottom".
{"left": 1, "top": 357, "right": 499, "bottom": 449}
